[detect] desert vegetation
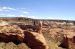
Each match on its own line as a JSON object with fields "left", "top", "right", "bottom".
{"left": 0, "top": 42, "right": 30, "bottom": 49}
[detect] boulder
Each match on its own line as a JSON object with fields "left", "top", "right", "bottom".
{"left": 0, "top": 25, "right": 24, "bottom": 44}
{"left": 24, "top": 31, "right": 48, "bottom": 49}
{"left": 0, "top": 24, "right": 48, "bottom": 49}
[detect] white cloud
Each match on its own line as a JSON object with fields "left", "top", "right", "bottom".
{"left": 0, "top": 6, "right": 31, "bottom": 17}
{"left": 2, "top": 6, "right": 16, "bottom": 10}
{"left": 23, "top": 11, "right": 29, "bottom": 14}
{"left": 19, "top": 15, "right": 25, "bottom": 17}
{"left": 0, "top": 6, "right": 29, "bottom": 14}
{"left": 0, "top": 9, "right": 3, "bottom": 11}
{"left": 0, "top": 8, "right": 4, "bottom": 11}
{"left": 0, "top": 14, "right": 41, "bottom": 19}
{"left": 27, "top": 16, "right": 36, "bottom": 18}
{"left": 0, "top": 14, "right": 16, "bottom": 17}
{"left": 0, "top": 6, "right": 16, "bottom": 12}
{"left": 19, "top": 15, "right": 40, "bottom": 19}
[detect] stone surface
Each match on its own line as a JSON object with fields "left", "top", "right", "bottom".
{"left": 24, "top": 31, "right": 48, "bottom": 49}
{"left": 0, "top": 23, "right": 48, "bottom": 49}
{"left": 0, "top": 18, "right": 75, "bottom": 49}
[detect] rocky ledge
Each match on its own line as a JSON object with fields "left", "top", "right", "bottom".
{"left": 0, "top": 23, "right": 48, "bottom": 49}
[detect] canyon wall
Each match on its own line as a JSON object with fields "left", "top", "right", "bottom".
{"left": 0, "top": 17, "right": 75, "bottom": 49}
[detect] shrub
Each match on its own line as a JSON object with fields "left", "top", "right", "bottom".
{"left": 42, "top": 32, "right": 64, "bottom": 49}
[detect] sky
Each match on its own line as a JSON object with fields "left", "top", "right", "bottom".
{"left": 0, "top": 0, "right": 75, "bottom": 20}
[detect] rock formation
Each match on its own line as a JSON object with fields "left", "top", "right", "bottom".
{"left": 0, "top": 17, "right": 75, "bottom": 49}
{"left": 24, "top": 31, "right": 48, "bottom": 49}
{"left": 0, "top": 24, "right": 24, "bottom": 44}
{"left": 0, "top": 21, "right": 48, "bottom": 49}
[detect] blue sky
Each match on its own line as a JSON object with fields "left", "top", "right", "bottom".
{"left": 0, "top": 0, "right": 75, "bottom": 20}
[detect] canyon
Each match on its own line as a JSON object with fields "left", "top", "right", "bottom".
{"left": 0, "top": 17, "right": 75, "bottom": 49}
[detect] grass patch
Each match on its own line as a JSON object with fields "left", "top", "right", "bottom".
{"left": 0, "top": 42, "right": 31, "bottom": 49}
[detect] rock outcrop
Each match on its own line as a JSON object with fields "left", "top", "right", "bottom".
{"left": 0, "top": 18, "right": 75, "bottom": 49}
{"left": 24, "top": 31, "right": 48, "bottom": 49}
{"left": 41, "top": 20, "right": 75, "bottom": 49}
{"left": 0, "top": 25, "right": 24, "bottom": 44}
{"left": 0, "top": 23, "right": 48, "bottom": 49}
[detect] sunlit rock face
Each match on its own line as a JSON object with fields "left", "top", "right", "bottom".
{"left": 41, "top": 20, "right": 75, "bottom": 49}
{"left": 0, "top": 25, "right": 24, "bottom": 44}
{"left": 24, "top": 31, "right": 48, "bottom": 49}
{"left": 0, "top": 25, "right": 24, "bottom": 38}
{"left": 0, "top": 18, "right": 75, "bottom": 49}
{"left": 0, "top": 23, "right": 48, "bottom": 49}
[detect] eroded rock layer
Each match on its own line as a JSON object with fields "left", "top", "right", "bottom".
{"left": 0, "top": 23, "right": 48, "bottom": 49}
{"left": 0, "top": 18, "right": 75, "bottom": 49}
